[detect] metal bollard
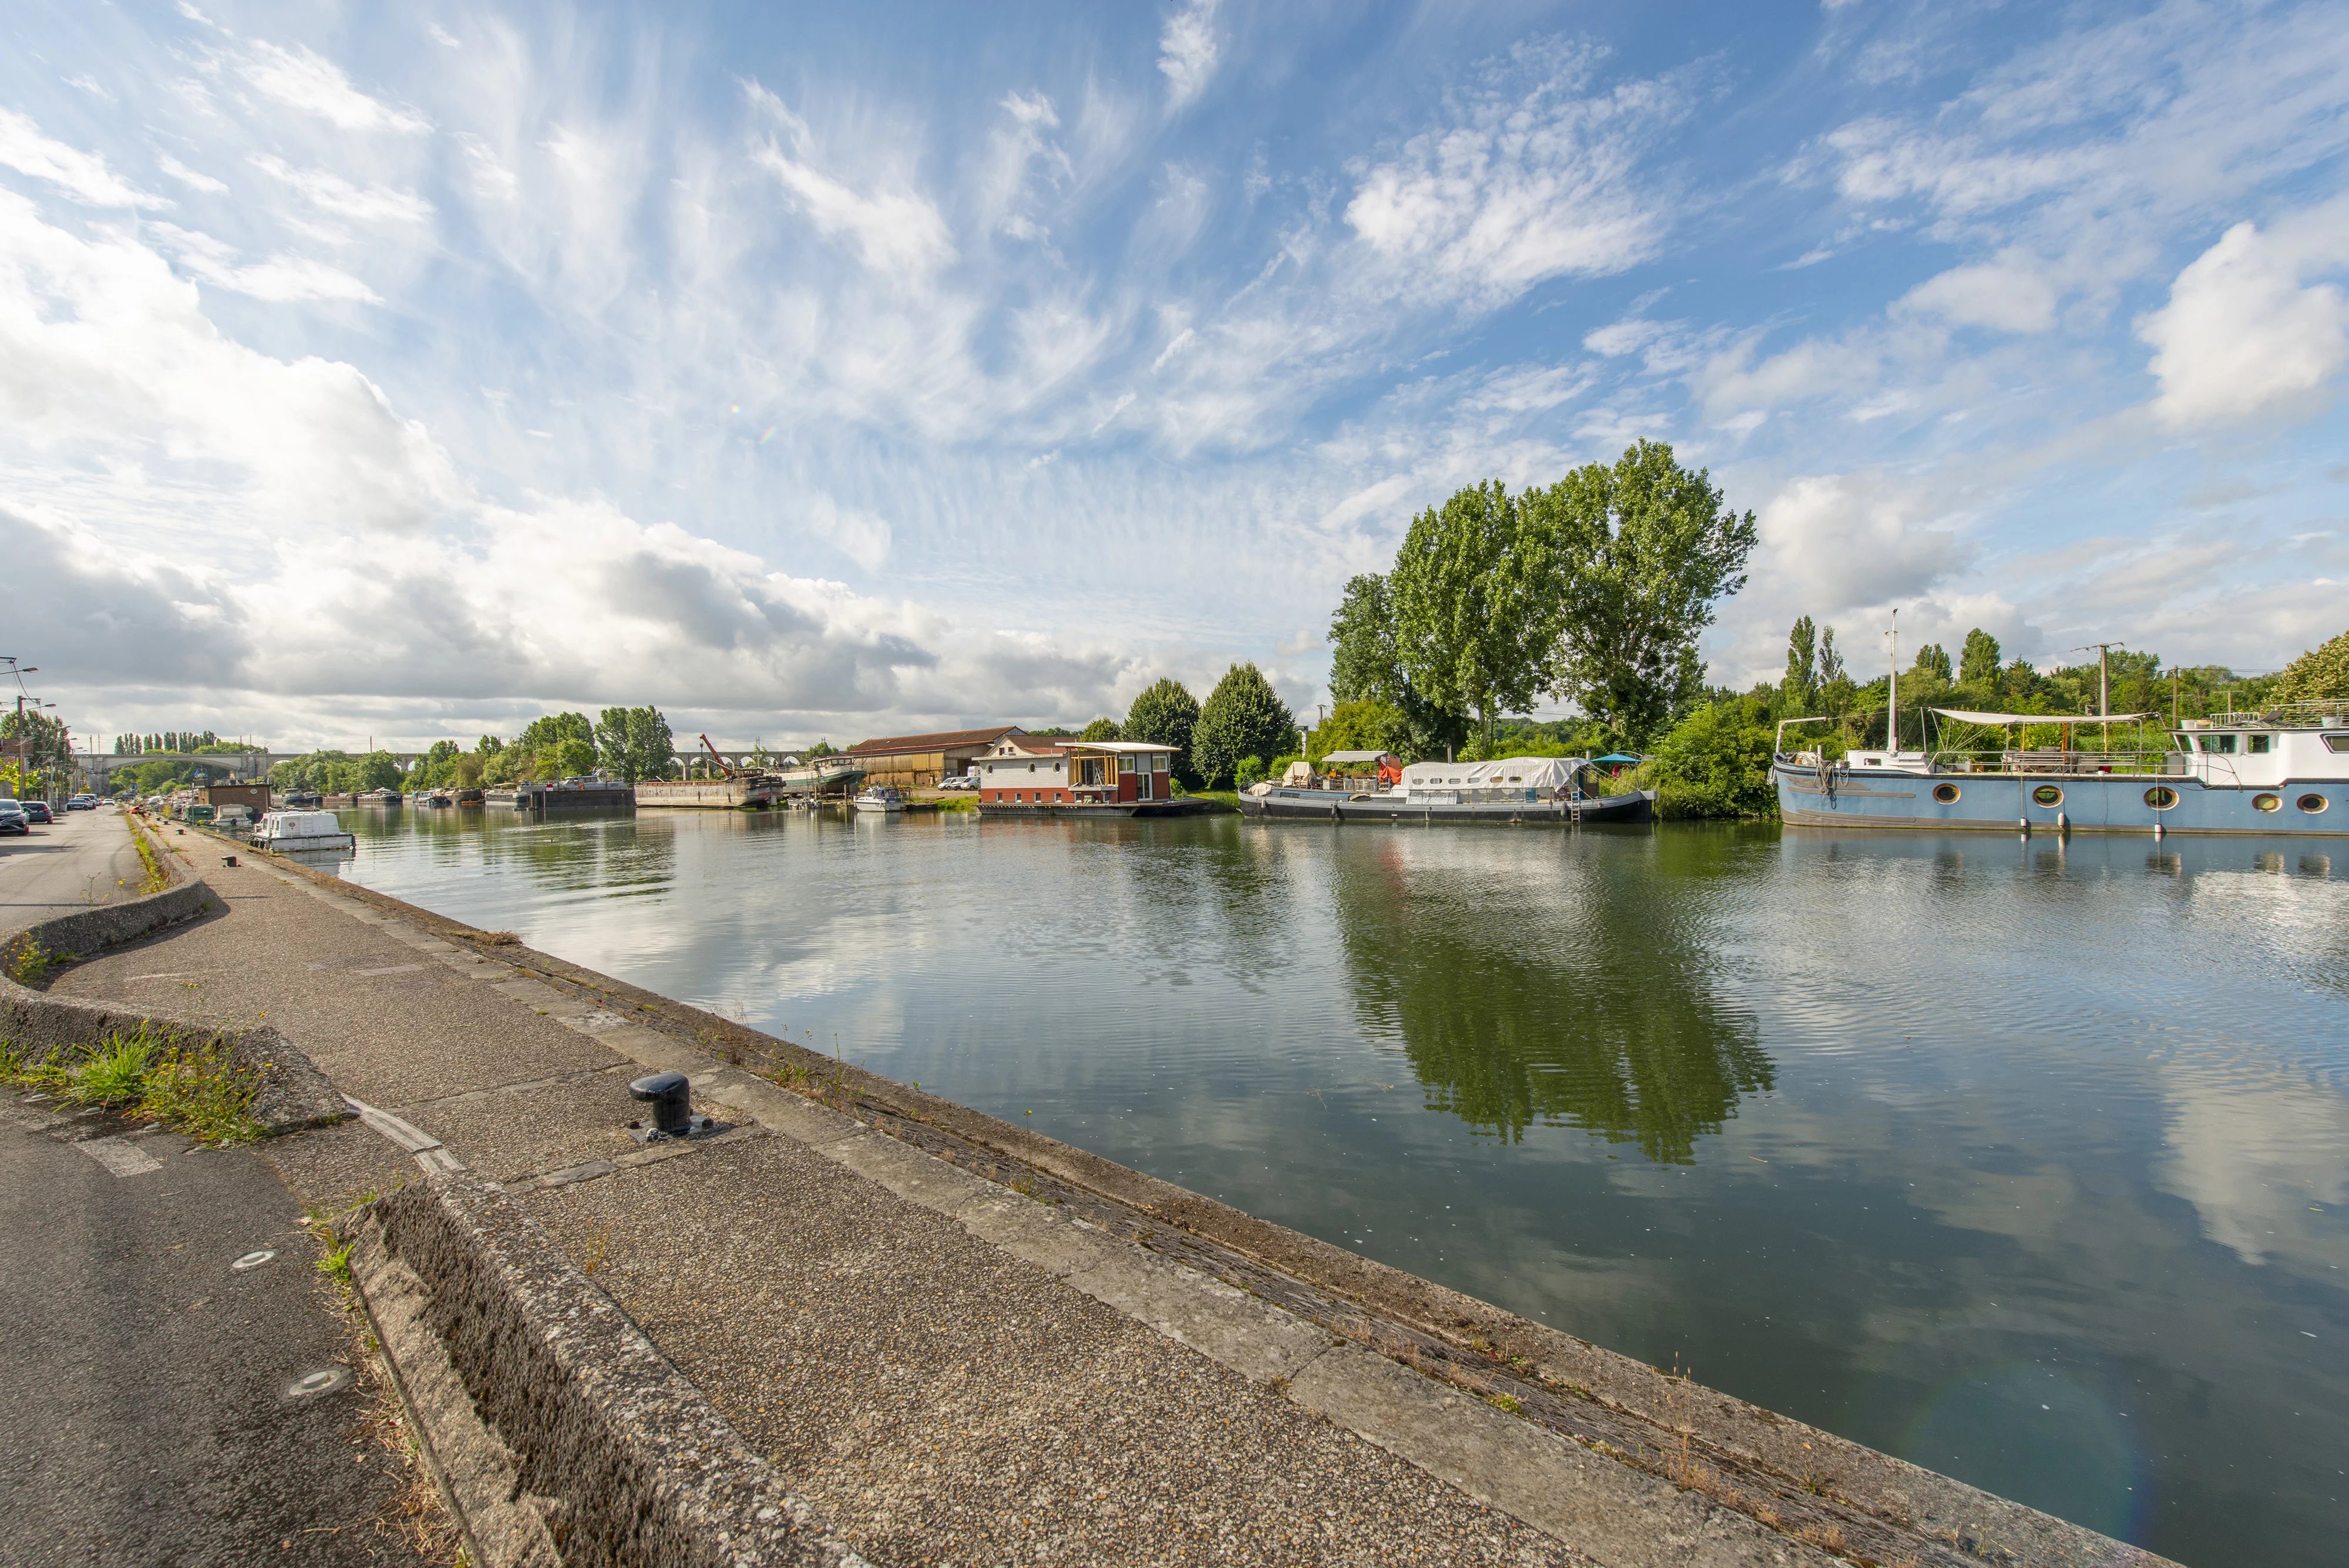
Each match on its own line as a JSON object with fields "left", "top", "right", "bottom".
{"left": 628, "top": 1071, "right": 694, "bottom": 1137}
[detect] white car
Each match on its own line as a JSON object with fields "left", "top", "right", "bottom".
{"left": 941, "top": 773, "right": 978, "bottom": 790}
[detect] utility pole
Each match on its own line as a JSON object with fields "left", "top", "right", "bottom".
{"left": 2075, "top": 642, "right": 2122, "bottom": 752}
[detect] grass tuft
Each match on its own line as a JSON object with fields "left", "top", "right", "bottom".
{"left": 1, "top": 1027, "right": 265, "bottom": 1145}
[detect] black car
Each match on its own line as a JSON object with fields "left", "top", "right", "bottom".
{"left": 0, "top": 802, "right": 27, "bottom": 837}
{"left": 22, "top": 800, "right": 53, "bottom": 823}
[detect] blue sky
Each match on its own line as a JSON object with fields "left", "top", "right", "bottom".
{"left": 4, "top": 1, "right": 2348, "bottom": 749}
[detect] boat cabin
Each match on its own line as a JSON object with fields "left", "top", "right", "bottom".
{"left": 1396, "top": 756, "right": 1587, "bottom": 803}
{"left": 978, "top": 736, "right": 1176, "bottom": 806}
{"left": 2176, "top": 718, "right": 2349, "bottom": 788}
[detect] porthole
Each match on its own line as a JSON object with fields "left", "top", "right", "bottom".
{"left": 2143, "top": 786, "right": 2178, "bottom": 810}
{"left": 1932, "top": 783, "right": 1961, "bottom": 805}
{"left": 2253, "top": 793, "right": 2283, "bottom": 813}
{"left": 2298, "top": 793, "right": 2330, "bottom": 814}
{"left": 2031, "top": 785, "right": 2064, "bottom": 807}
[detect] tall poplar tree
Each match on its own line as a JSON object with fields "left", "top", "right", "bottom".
{"left": 1388, "top": 481, "right": 1560, "bottom": 756}
{"left": 1525, "top": 442, "right": 1755, "bottom": 746}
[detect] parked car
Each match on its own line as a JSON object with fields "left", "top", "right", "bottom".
{"left": 0, "top": 802, "right": 27, "bottom": 837}
{"left": 67, "top": 794, "right": 97, "bottom": 810}
{"left": 22, "top": 800, "right": 53, "bottom": 823}
{"left": 941, "top": 773, "right": 978, "bottom": 790}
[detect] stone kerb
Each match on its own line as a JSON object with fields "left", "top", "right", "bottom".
{"left": 356, "top": 1169, "right": 867, "bottom": 1568}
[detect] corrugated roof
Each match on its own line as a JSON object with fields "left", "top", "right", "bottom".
{"left": 846, "top": 726, "right": 1025, "bottom": 756}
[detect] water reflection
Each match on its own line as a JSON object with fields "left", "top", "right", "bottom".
{"left": 1331, "top": 830, "right": 1772, "bottom": 1160}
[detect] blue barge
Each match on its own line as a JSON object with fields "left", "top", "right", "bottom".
{"left": 1775, "top": 704, "right": 2349, "bottom": 835}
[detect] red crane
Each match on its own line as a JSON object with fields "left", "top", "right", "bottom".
{"left": 696, "top": 733, "right": 736, "bottom": 779}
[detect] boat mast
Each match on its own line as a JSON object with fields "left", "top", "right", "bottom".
{"left": 1886, "top": 609, "right": 1898, "bottom": 755}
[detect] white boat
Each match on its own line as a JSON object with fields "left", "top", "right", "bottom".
{"left": 852, "top": 785, "right": 907, "bottom": 814}
{"left": 253, "top": 809, "right": 356, "bottom": 853}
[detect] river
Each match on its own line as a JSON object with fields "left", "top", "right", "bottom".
{"left": 328, "top": 805, "right": 2348, "bottom": 1566}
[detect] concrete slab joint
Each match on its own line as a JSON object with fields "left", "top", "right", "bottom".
{"left": 355, "top": 1167, "right": 870, "bottom": 1568}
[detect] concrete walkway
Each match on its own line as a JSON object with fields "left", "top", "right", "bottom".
{"left": 53, "top": 854, "right": 1585, "bottom": 1567}
{"left": 0, "top": 805, "right": 145, "bottom": 938}
{"left": 0, "top": 1092, "right": 441, "bottom": 1567}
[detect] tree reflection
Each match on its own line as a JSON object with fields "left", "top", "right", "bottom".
{"left": 1331, "top": 831, "right": 1772, "bottom": 1160}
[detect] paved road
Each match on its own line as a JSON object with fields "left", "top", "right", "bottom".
{"left": 0, "top": 1097, "right": 436, "bottom": 1567}
{"left": 0, "top": 805, "right": 146, "bottom": 938}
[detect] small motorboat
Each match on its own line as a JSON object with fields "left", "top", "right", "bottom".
{"left": 853, "top": 785, "right": 907, "bottom": 814}
{"left": 253, "top": 809, "right": 356, "bottom": 853}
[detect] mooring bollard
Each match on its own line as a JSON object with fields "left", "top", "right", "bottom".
{"left": 222, "top": 854, "right": 238, "bottom": 867}
{"left": 628, "top": 1071, "right": 695, "bottom": 1138}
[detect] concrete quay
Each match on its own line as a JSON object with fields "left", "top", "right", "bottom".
{"left": 33, "top": 832, "right": 2177, "bottom": 1568}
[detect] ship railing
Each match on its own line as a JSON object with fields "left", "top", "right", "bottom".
{"left": 1932, "top": 748, "right": 2186, "bottom": 776}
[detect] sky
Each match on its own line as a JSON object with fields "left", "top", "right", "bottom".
{"left": 4, "top": 0, "right": 2348, "bottom": 752}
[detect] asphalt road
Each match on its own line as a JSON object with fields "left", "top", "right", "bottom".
{"left": 0, "top": 804, "right": 146, "bottom": 939}
{"left": 0, "top": 1098, "right": 433, "bottom": 1567}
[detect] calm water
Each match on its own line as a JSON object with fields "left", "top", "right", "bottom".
{"left": 333, "top": 806, "right": 2349, "bottom": 1566}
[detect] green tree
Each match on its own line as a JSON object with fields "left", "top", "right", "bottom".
{"left": 1190, "top": 663, "right": 1296, "bottom": 789}
{"left": 1530, "top": 441, "right": 1756, "bottom": 746}
{"left": 1648, "top": 696, "right": 1778, "bottom": 818}
{"left": 1783, "top": 616, "right": 1818, "bottom": 713}
{"left": 1958, "top": 628, "right": 2002, "bottom": 690}
{"left": 2273, "top": 626, "right": 2349, "bottom": 702}
{"left": 1079, "top": 717, "right": 1121, "bottom": 741}
{"left": 594, "top": 705, "right": 674, "bottom": 783}
{"left": 1309, "top": 698, "right": 1411, "bottom": 763}
{"left": 356, "top": 752, "right": 403, "bottom": 792}
{"left": 1122, "top": 678, "right": 1202, "bottom": 786}
{"left": 416, "top": 739, "right": 461, "bottom": 785}
{"left": 1327, "top": 573, "right": 1470, "bottom": 759}
{"left": 475, "top": 733, "right": 504, "bottom": 756}
{"left": 1389, "top": 481, "right": 1560, "bottom": 756}
{"left": 1911, "top": 642, "right": 1953, "bottom": 686}
{"left": 805, "top": 739, "right": 836, "bottom": 759}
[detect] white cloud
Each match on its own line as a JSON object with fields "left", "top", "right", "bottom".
{"left": 155, "top": 153, "right": 228, "bottom": 194}
{"left": 152, "top": 224, "right": 380, "bottom": 304}
{"left": 1897, "top": 249, "right": 2058, "bottom": 332}
{"left": 1158, "top": 0, "right": 1222, "bottom": 110}
{"left": 251, "top": 154, "right": 434, "bottom": 226}
{"left": 1752, "top": 472, "right": 1967, "bottom": 613}
{"left": 236, "top": 41, "right": 430, "bottom": 134}
{"left": 751, "top": 142, "right": 955, "bottom": 280}
{"left": 1583, "top": 317, "right": 1665, "bottom": 356}
{"left": 805, "top": 494, "right": 894, "bottom": 572}
{"left": 0, "top": 110, "right": 166, "bottom": 208}
{"left": 1344, "top": 42, "right": 1683, "bottom": 309}
{"left": 0, "top": 189, "right": 453, "bottom": 534}
{"left": 2139, "top": 214, "right": 2349, "bottom": 429}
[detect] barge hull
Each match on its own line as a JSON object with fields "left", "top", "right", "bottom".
{"left": 1239, "top": 790, "right": 1654, "bottom": 825}
{"left": 1775, "top": 764, "right": 2349, "bottom": 835}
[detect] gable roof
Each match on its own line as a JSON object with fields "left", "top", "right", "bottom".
{"left": 846, "top": 726, "right": 1025, "bottom": 756}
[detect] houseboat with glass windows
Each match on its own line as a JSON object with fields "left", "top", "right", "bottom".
{"left": 1773, "top": 702, "right": 2349, "bottom": 835}
{"left": 977, "top": 736, "right": 1200, "bottom": 816}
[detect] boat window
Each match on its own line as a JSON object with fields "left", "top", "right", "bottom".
{"left": 2326, "top": 735, "right": 2349, "bottom": 753}
{"left": 1933, "top": 783, "right": 1960, "bottom": 805}
{"left": 2206, "top": 734, "right": 2237, "bottom": 753}
{"left": 2144, "top": 786, "right": 2178, "bottom": 810}
{"left": 2032, "top": 784, "right": 2064, "bottom": 807}
{"left": 2297, "top": 793, "right": 2329, "bottom": 814}
{"left": 2253, "top": 793, "right": 2282, "bottom": 813}
{"left": 2249, "top": 734, "right": 2271, "bottom": 754}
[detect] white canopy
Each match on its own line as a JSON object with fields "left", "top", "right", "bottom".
{"left": 1319, "top": 750, "right": 1396, "bottom": 764}
{"left": 1399, "top": 756, "right": 1583, "bottom": 790}
{"left": 1931, "top": 708, "right": 2154, "bottom": 727}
